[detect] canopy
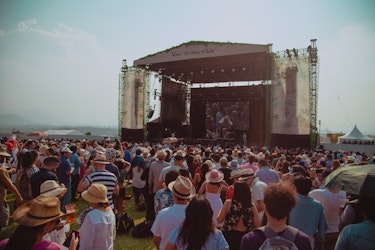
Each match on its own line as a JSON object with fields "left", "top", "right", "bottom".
{"left": 338, "top": 125, "right": 373, "bottom": 144}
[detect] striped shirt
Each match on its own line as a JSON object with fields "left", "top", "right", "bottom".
{"left": 85, "top": 170, "right": 118, "bottom": 209}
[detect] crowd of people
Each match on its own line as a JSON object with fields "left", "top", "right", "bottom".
{"left": 0, "top": 134, "right": 374, "bottom": 249}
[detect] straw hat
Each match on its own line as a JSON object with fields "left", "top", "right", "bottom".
{"left": 204, "top": 160, "right": 215, "bottom": 170}
{"left": 238, "top": 169, "right": 255, "bottom": 181}
{"left": 168, "top": 176, "right": 196, "bottom": 200}
{"left": 13, "top": 196, "right": 65, "bottom": 227}
{"left": 81, "top": 183, "right": 108, "bottom": 203}
{"left": 0, "top": 144, "right": 10, "bottom": 157}
{"left": 38, "top": 180, "right": 67, "bottom": 198}
{"left": 91, "top": 154, "right": 110, "bottom": 165}
{"left": 230, "top": 169, "right": 242, "bottom": 179}
{"left": 206, "top": 169, "right": 224, "bottom": 183}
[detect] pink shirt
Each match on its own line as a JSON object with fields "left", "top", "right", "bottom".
{"left": 0, "top": 239, "right": 63, "bottom": 250}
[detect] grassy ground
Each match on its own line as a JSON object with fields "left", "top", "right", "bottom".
{"left": 1, "top": 186, "right": 156, "bottom": 250}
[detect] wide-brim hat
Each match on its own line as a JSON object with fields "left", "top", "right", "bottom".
{"left": 13, "top": 196, "right": 65, "bottom": 227}
{"left": 230, "top": 169, "right": 242, "bottom": 179}
{"left": 81, "top": 183, "right": 108, "bottom": 203}
{"left": 0, "top": 144, "right": 10, "bottom": 157}
{"left": 60, "top": 146, "right": 73, "bottom": 153}
{"left": 204, "top": 160, "right": 215, "bottom": 170}
{"left": 38, "top": 180, "right": 67, "bottom": 198}
{"left": 239, "top": 168, "right": 255, "bottom": 181}
{"left": 168, "top": 176, "right": 196, "bottom": 200}
{"left": 92, "top": 154, "right": 110, "bottom": 165}
{"left": 206, "top": 169, "right": 224, "bottom": 183}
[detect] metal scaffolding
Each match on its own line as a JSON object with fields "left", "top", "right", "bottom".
{"left": 308, "top": 39, "right": 319, "bottom": 148}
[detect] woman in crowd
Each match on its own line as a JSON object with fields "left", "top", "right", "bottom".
{"left": 79, "top": 183, "right": 116, "bottom": 250}
{"left": 0, "top": 196, "right": 78, "bottom": 250}
{"left": 198, "top": 169, "right": 228, "bottom": 227}
{"left": 165, "top": 195, "right": 229, "bottom": 250}
{"left": 217, "top": 181, "right": 260, "bottom": 250}
{"left": 16, "top": 150, "right": 40, "bottom": 200}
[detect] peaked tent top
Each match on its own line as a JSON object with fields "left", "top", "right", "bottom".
{"left": 339, "top": 125, "right": 373, "bottom": 141}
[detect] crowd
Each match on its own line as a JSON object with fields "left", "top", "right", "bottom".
{"left": 0, "top": 134, "right": 374, "bottom": 250}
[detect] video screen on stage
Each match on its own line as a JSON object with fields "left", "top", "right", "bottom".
{"left": 205, "top": 101, "right": 250, "bottom": 139}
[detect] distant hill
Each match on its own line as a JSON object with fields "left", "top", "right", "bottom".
{"left": 0, "top": 114, "right": 36, "bottom": 126}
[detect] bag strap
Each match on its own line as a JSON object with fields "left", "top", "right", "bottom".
{"left": 256, "top": 226, "right": 298, "bottom": 242}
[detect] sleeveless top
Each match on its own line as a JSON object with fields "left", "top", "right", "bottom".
{"left": 223, "top": 200, "right": 255, "bottom": 232}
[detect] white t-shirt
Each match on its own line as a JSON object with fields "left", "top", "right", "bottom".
{"left": 309, "top": 188, "right": 346, "bottom": 233}
{"left": 151, "top": 204, "right": 187, "bottom": 250}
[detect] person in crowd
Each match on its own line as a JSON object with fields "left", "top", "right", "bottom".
{"left": 154, "top": 170, "right": 180, "bottom": 216}
{"left": 255, "top": 158, "right": 280, "bottom": 185}
{"left": 17, "top": 150, "right": 40, "bottom": 200}
{"left": 148, "top": 150, "right": 170, "bottom": 217}
{"left": 69, "top": 145, "right": 82, "bottom": 201}
{"left": 30, "top": 156, "right": 60, "bottom": 198}
{"left": 79, "top": 183, "right": 116, "bottom": 250}
{"left": 38, "top": 180, "right": 70, "bottom": 247}
{"left": 158, "top": 154, "right": 187, "bottom": 190}
{"left": 131, "top": 149, "right": 147, "bottom": 209}
{"left": 309, "top": 170, "right": 346, "bottom": 250}
{"left": 78, "top": 154, "right": 119, "bottom": 210}
{"left": 289, "top": 175, "right": 328, "bottom": 249}
{"left": 0, "top": 146, "right": 23, "bottom": 228}
{"left": 0, "top": 196, "right": 78, "bottom": 250}
{"left": 165, "top": 195, "right": 229, "bottom": 250}
{"left": 151, "top": 176, "right": 195, "bottom": 250}
{"left": 105, "top": 148, "right": 120, "bottom": 179}
{"left": 193, "top": 160, "right": 214, "bottom": 192}
{"left": 198, "top": 169, "right": 228, "bottom": 227}
{"left": 113, "top": 158, "right": 131, "bottom": 212}
{"left": 240, "top": 184, "right": 312, "bottom": 250}
{"left": 240, "top": 154, "right": 259, "bottom": 172}
{"left": 335, "top": 195, "right": 375, "bottom": 249}
{"left": 56, "top": 146, "right": 74, "bottom": 212}
{"left": 239, "top": 168, "right": 267, "bottom": 222}
{"left": 338, "top": 194, "right": 364, "bottom": 232}
{"left": 218, "top": 181, "right": 260, "bottom": 250}
{"left": 218, "top": 157, "right": 233, "bottom": 186}
{"left": 225, "top": 169, "right": 242, "bottom": 199}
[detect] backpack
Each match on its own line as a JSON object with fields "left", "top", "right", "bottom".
{"left": 256, "top": 226, "right": 299, "bottom": 250}
{"left": 131, "top": 220, "right": 154, "bottom": 238}
{"left": 116, "top": 212, "right": 134, "bottom": 234}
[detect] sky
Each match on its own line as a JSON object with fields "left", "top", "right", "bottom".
{"left": 0, "top": 0, "right": 374, "bottom": 134}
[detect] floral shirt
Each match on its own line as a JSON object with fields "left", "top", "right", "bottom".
{"left": 154, "top": 188, "right": 174, "bottom": 214}
{"left": 223, "top": 200, "right": 255, "bottom": 232}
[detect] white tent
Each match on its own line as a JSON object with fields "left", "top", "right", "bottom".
{"left": 338, "top": 125, "right": 374, "bottom": 145}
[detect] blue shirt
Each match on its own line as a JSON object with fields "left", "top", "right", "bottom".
{"left": 255, "top": 167, "right": 280, "bottom": 185}
{"left": 335, "top": 220, "right": 375, "bottom": 250}
{"left": 57, "top": 156, "right": 72, "bottom": 185}
{"left": 70, "top": 153, "right": 82, "bottom": 175}
{"left": 289, "top": 194, "right": 328, "bottom": 240}
{"left": 169, "top": 226, "right": 229, "bottom": 250}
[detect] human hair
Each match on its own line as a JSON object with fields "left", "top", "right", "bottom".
{"left": 178, "top": 195, "right": 214, "bottom": 249}
{"left": 165, "top": 170, "right": 180, "bottom": 187}
{"left": 264, "top": 184, "right": 296, "bottom": 220}
{"left": 5, "top": 224, "right": 44, "bottom": 250}
{"left": 21, "top": 150, "right": 39, "bottom": 169}
{"left": 43, "top": 156, "right": 60, "bottom": 167}
{"left": 232, "top": 182, "right": 252, "bottom": 209}
{"left": 359, "top": 196, "right": 375, "bottom": 222}
{"left": 113, "top": 158, "right": 126, "bottom": 170}
{"left": 293, "top": 175, "right": 312, "bottom": 195}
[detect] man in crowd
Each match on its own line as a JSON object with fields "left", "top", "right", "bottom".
{"left": 240, "top": 184, "right": 311, "bottom": 250}
{"left": 151, "top": 176, "right": 195, "bottom": 250}
{"left": 30, "top": 156, "right": 60, "bottom": 198}
{"left": 57, "top": 146, "right": 74, "bottom": 212}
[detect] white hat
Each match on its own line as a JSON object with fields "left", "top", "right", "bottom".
{"left": 205, "top": 169, "right": 224, "bottom": 183}
{"left": 60, "top": 146, "right": 73, "bottom": 153}
{"left": 38, "top": 180, "right": 67, "bottom": 198}
{"left": 238, "top": 168, "right": 255, "bottom": 181}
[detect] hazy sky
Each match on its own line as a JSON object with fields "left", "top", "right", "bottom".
{"left": 0, "top": 1, "right": 374, "bottom": 134}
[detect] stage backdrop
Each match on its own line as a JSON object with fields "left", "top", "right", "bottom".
{"left": 271, "top": 55, "right": 310, "bottom": 135}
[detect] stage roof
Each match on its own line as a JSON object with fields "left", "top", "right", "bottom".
{"left": 134, "top": 41, "right": 273, "bottom": 83}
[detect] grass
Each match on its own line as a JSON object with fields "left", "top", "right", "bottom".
{"left": 1, "top": 186, "right": 156, "bottom": 250}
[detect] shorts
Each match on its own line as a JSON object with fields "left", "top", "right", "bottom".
{"left": 0, "top": 202, "right": 10, "bottom": 228}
